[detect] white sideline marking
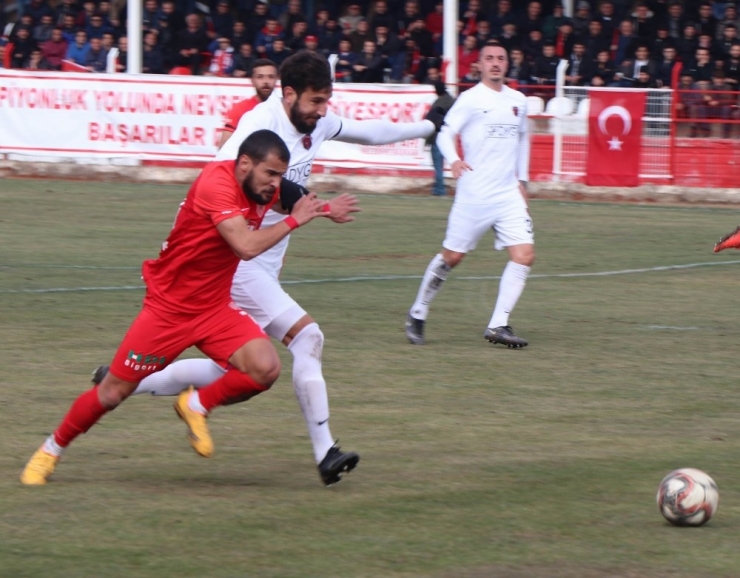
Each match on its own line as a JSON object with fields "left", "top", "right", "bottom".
{"left": 642, "top": 325, "right": 699, "bottom": 330}
{"left": 1, "top": 259, "right": 739, "bottom": 294}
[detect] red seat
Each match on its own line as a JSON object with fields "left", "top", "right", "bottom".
{"left": 169, "top": 66, "right": 193, "bottom": 75}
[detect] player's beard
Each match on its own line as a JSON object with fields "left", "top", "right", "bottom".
{"left": 241, "top": 170, "right": 275, "bottom": 205}
{"left": 289, "top": 100, "right": 320, "bottom": 134}
{"left": 256, "top": 85, "right": 272, "bottom": 102}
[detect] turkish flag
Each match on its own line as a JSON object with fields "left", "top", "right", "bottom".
{"left": 586, "top": 91, "right": 646, "bottom": 186}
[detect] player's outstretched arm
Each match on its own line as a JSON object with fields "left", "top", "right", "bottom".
{"left": 335, "top": 116, "right": 435, "bottom": 146}
{"left": 276, "top": 180, "right": 359, "bottom": 223}
{"left": 216, "top": 193, "right": 328, "bottom": 260}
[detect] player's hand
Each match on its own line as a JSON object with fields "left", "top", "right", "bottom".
{"left": 290, "top": 192, "right": 330, "bottom": 226}
{"left": 326, "top": 193, "right": 360, "bottom": 223}
{"left": 425, "top": 106, "right": 447, "bottom": 132}
{"left": 451, "top": 160, "right": 472, "bottom": 178}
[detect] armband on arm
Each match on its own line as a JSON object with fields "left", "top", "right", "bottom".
{"left": 280, "top": 179, "right": 310, "bottom": 212}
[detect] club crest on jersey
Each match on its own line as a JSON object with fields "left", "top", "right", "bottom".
{"left": 302, "top": 135, "right": 312, "bottom": 149}
{"left": 512, "top": 106, "right": 519, "bottom": 117}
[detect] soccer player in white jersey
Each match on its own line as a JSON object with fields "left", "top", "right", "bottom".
{"left": 405, "top": 40, "right": 534, "bottom": 348}
{"left": 102, "top": 51, "right": 440, "bottom": 486}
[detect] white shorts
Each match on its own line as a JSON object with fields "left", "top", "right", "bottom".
{"left": 231, "top": 261, "right": 307, "bottom": 341}
{"left": 443, "top": 193, "right": 534, "bottom": 254}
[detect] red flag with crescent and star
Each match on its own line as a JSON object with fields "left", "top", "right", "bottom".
{"left": 585, "top": 90, "right": 646, "bottom": 187}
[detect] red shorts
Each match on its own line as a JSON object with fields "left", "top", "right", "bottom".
{"left": 109, "top": 301, "right": 268, "bottom": 383}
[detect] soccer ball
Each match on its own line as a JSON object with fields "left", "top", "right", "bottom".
{"left": 656, "top": 468, "right": 719, "bottom": 527}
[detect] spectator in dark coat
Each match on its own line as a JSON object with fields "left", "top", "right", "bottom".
{"left": 532, "top": 41, "right": 560, "bottom": 84}
{"left": 85, "top": 36, "right": 108, "bottom": 71}
{"left": 143, "top": 30, "right": 165, "bottom": 74}
{"left": 10, "top": 27, "right": 38, "bottom": 68}
{"left": 174, "top": 13, "right": 209, "bottom": 73}
{"left": 335, "top": 38, "right": 358, "bottom": 81}
{"left": 353, "top": 39, "right": 384, "bottom": 82}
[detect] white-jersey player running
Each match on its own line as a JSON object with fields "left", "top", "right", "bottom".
{"left": 125, "top": 50, "right": 439, "bottom": 485}
{"left": 405, "top": 40, "right": 534, "bottom": 348}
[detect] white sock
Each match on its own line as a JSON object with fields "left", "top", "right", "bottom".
{"left": 132, "top": 358, "right": 225, "bottom": 396}
{"left": 42, "top": 435, "right": 64, "bottom": 457}
{"left": 489, "top": 261, "right": 531, "bottom": 328}
{"left": 288, "top": 323, "right": 335, "bottom": 463}
{"left": 187, "top": 389, "right": 207, "bottom": 415}
{"left": 410, "top": 253, "right": 451, "bottom": 320}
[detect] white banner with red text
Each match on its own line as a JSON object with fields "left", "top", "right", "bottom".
{"left": 0, "top": 70, "right": 437, "bottom": 172}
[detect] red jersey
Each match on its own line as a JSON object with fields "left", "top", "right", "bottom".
{"left": 223, "top": 96, "right": 259, "bottom": 132}
{"left": 142, "top": 160, "right": 278, "bottom": 315}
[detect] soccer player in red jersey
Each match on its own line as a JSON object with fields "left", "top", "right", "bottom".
{"left": 219, "top": 59, "right": 278, "bottom": 149}
{"left": 20, "top": 129, "right": 359, "bottom": 485}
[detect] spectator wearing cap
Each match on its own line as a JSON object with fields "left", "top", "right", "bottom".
{"left": 542, "top": 3, "right": 567, "bottom": 41}
{"left": 213, "top": 1, "right": 235, "bottom": 40}
{"left": 489, "top": 0, "right": 515, "bottom": 37}
{"left": 573, "top": 1, "right": 593, "bottom": 36}
{"left": 518, "top": 1, "right": 544, "bottom": 37}
{"left": 349, "top": 18, "right": 372, "bottom": 53}
{"left": 633, "top": 64, "right": 656, "bottom": 87}
{"left": 41, "top": 27, "right": 68, "bottom": 69}
{"left": 369, "top": 0, "right": 396, "bottom": 33}
{"left": 303, "top": 34, "right": 320, "bottom": 53}
{"left": 717, "top": 4, "right": 740, "bottom": 41}
{"left": 339, "top": 3, "right": 364, "bottom": 35}
{"left": 695, "top": 2, "right": 717, "bottom": 39}
{"left": 335, "top": 37, "right": 358, "bottom": 82}
{"left": 66, "top": 29, "right": 90, "bottom": 66}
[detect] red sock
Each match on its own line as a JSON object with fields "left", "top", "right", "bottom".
{"left": 53, "top": 387, "right": 108, "bottom": 447}
{"left": 198, "top": 369, "right": 270, "bottom": 412}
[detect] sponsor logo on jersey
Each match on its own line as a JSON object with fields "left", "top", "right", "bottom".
{"left": 484, "top": 124, "right": 518, "bottom": 138}
{"left": 124, "top": 350, "right": 167, "bottom": 372}
{"left": 512, "top": 106, "right": 519, "bottom": 117}
{"left": 302, "top": 134, "right": 312, "bottom": 149}
{"left": 284, "top": 160, "right": 313, "bottom": 184}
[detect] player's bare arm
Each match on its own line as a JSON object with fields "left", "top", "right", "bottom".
{"left": 217, "top": 193, "right": 327, "bottom": 260}
{"left": 218, "top": 129, "right": 234, "bottom": 149}
{"left": 274, "top": 179, "right": 360, "bottom": 223}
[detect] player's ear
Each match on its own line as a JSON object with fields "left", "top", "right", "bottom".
{"left": 237, "top": 153, "right": 253, "bottom": 173}
{"left": 283, "top": 86, "right": 297, "bottom": 106}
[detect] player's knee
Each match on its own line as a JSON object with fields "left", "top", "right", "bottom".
{"left": 511, "top": 246, "right": 535, "bottom": 267}
{"left": 97, "top": 376, "right": 137, "bottom": 408}
{"left": 292, "top": 322, "right": 324, "bottom": 355}
{"left": 442, "top": 250, "right": 464, "bottom": 268}
{"left": 249, "top": 355, "right": 281, "bottom": 388}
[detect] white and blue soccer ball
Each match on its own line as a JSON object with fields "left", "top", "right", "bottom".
{"left": 656, "top": 468, "right": 719, "bottom": 527}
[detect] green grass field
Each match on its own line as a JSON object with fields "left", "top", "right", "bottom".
{"left": 2, "top": 179, "right": 740, "bottom": 578}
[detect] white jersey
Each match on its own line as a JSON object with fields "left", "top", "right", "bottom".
{"left": 437, "top": 83, "right": 530, "bottom": 205}
{"left": 215, "top": 92, "right": 343, "bottom": 276}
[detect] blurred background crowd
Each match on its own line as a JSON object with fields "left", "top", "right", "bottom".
{"left": 1, "top": 0, "right": 739, "bottom": 93}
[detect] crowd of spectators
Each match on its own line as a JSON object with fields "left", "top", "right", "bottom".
{"left": 0, "top": 0, "right": 739, "bottom": 94}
